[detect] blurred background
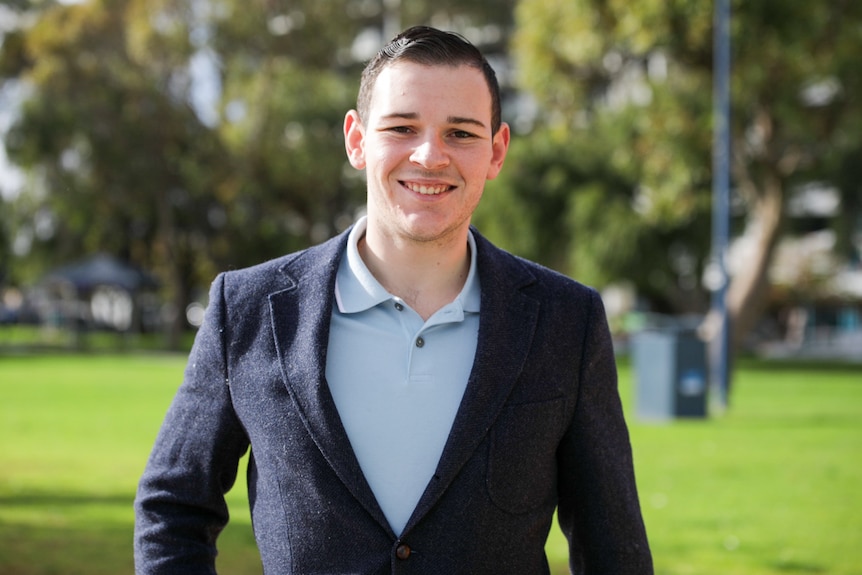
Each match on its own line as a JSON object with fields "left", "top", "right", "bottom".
{"left": 1, "top": 2, "right": 861, "bottom": 574}
{"left": 1, "top": 0, "right": 861, "bottom": 366}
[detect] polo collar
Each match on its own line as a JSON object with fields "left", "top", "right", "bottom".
{"left": 334, "top": 216, "right": 481, "bottom": 315}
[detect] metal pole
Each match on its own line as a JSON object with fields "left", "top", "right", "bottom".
{"left": 711, "top": 0, "right": 731, "bottom": 409}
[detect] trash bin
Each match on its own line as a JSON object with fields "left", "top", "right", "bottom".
{"left": 632, "top": 328, "right": 708, "bottom": 420}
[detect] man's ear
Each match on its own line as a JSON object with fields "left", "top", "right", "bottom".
{"left": 344, "top": 110, "right": 366, "bottom": 170}
{"left": 486, "top": 122, "right": 511, "bottom": 181}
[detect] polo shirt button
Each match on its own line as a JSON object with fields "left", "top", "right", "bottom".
{"left": 394, "top": 302, "right": 404, "bottom": 311}
{"left": 415, "top": 337, "right": 425, "bottom": 348}
{"left": 396, "top": 543, "right": 412, "bottom": 560}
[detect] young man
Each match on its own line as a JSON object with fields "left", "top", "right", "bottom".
{"left": 135, "top": 26, "right": 652, "bottom": 574}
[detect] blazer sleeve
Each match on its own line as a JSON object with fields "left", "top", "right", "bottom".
{"left": 134, "top": 273, "right": 250, "bottom": 574}
{"left": 557, "top": 289, "right": 653, "bottom": 574}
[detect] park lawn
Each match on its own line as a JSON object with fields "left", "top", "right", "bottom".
{"left": 1, "top": 353, "right": 860, "bottom": 574}
{"left": 629, "top": 363, "right": 862, "bottom": 575}
{"left": 0, "top": 353, "right": 261, "bottom": 575}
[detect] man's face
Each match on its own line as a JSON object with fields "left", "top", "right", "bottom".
{"left": 344, "top": 61, "right": 509, "bottom": 247}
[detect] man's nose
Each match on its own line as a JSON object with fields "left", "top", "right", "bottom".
{"left": 410, "top": 136, "right": 449, "bottom": 169}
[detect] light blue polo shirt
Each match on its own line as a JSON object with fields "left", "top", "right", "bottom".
{"left": 325, "top": 216, "right": 480, "bottom": 535}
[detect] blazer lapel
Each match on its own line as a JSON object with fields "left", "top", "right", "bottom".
{"left": 267, "top": 229, "right": 542, "bottom": 537}
{"left": 406, "top": 232, "right": 540, "bottom": 532}
{"left": 268, "top": 231, "right": 393, "bottom": 534}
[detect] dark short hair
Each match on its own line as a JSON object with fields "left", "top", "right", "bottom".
{"left": 357, "top": 26, "right": 502, "bottom": 135}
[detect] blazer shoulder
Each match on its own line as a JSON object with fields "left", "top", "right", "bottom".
{"left": 472, "top": 228, "right": 599, "bottom": 302}
{"left": 217, "top": 229, "right": 350, "bottom": 299}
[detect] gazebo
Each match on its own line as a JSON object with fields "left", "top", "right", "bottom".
{"left": 39, "top": 254, "right": 160, "bottom": 332}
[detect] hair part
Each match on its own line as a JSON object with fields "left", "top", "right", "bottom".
{"left": 357, "top": 26, "right": 502, "bottom": 135}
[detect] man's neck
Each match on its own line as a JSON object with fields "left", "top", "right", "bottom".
{"left": 358, "top": 227, "right": 470, "bottom": 321}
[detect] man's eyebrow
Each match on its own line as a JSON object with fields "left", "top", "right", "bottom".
{"left": 379, "top": 112, "right": 418, "bottom": 122}
{"left": 378, "top": 112, "right": 487, "bottom": 130}
{"left": 448, "top": 116, "right": 487, "bottom": 129}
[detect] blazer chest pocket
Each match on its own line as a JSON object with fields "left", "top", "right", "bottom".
{"left": 486, "top": 398, "right": 566, "bottom": 514}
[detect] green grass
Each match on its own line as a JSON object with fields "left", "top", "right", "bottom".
{"left": 1, "top": 353, "right": 860, "bottom": 574}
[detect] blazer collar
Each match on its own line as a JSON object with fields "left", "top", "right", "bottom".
{"left": 268, "top": 230, "right": 391, "bottom": 530}
{"left": 268, "top": 227, "right": 540, "bottom": 536}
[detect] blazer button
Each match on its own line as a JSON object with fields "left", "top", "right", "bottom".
{"left": 395, "top": 543, "right": 412, "bottom": 560}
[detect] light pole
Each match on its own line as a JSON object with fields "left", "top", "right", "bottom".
{"left": 711, "top": 0, "right": 732, "bottom": 409}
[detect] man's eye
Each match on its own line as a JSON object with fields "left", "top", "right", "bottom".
{"left": 387, "top": 126, "right": 413, "bottom": 134}
{"left": 452, "top": 130, "right": 476, "bottom": 139}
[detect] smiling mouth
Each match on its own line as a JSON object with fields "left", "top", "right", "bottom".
{"left": 402, "top": 181, "right": 454, "bottom": 195}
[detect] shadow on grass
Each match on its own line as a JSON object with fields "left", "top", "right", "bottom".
{"left": 735, "top": 357, "right": 862, "bottom": 373}
{"left": 0, "top": 492, "right": 134, "bottom": 507}
{"left": 770, "top": 559, "right": 828, "bottom": 573}
{"left": 0, "top": 519, "right": 136, "bottom": 575}
{"left": 0, "top": 490, "right": 261, "bottom": 575}
{"left": 725, "top": 413, "right": 862, "bottom": 429}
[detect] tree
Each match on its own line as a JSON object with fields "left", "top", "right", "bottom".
{"left": 475, "top": 114, "right": 713, "bottom": 318}
{"left": 2, "top": 0, "right": 234, "bottom": 345}
{"left": 1, "top": 0, "right": 522, "bottom": 346}
{"left": 0, "top": 0, "right": 371, "bottom": 344}
{"left": 511, "top": 0, "right": 862, "bottom": 352}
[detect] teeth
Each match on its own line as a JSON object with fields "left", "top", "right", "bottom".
{"left": 405, "top": 182, "right": 449, "bottom": 195}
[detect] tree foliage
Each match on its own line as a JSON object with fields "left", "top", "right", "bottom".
{"left": 0, "top": 0, "right": 517, "bottom": 343}
{"left": 2, "top": 0, "right": 235, "bottom": 342}
{"left": 509, "top": 0, "right": 862, "bottom": 347}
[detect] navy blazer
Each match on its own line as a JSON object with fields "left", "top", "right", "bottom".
{"left": 134, "top": 227, "right": 652, "bottom": 574}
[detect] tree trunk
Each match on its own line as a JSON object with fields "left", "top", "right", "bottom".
{"left": 164, "top": 256, "right": 188, "bottom": 351}
{"left": 700, "top": 169, "right": 786, "bottom": 405}
{"left": 155, "top": 183, "right": 188, "bottom": 351}
{"left": 726, "top": 172, "right": 786, "bottom": 352}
